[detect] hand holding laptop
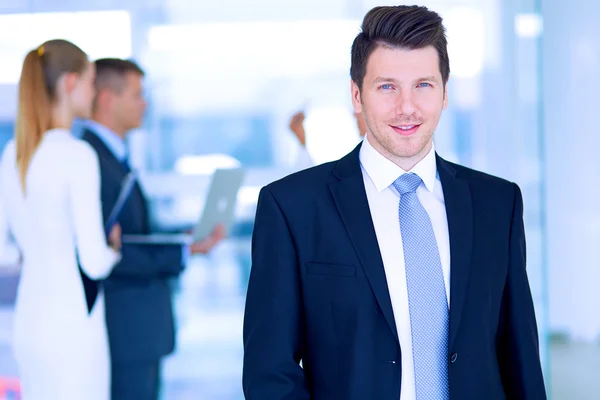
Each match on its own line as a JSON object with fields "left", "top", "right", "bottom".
{"left": 189, "top": 223, "right": 226, "bottom": 254}
{"left": 121, "top": 167, "right": 244, "bottom": 249}
{"left": 108, "top": 224, "right": 122, "bottom": 251}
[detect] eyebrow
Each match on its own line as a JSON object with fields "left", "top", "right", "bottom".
{"left": 416, "top": 76, "right": 440, "bottom": 83}
{"left": 371, "top": 77, "right": 398, "bottom": 85}
{"left": 371, "top": 76, "right": 441, "bottom": 85}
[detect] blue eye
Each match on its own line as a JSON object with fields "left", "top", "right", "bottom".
{"left": 417, "top": 82, "right": 431, "bottom": 88}
{"left": 380, "top": 84, "right": 393, "bottom": 90}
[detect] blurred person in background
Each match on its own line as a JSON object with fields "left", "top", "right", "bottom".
{"left": 288, "top": 109, "right": 367, "bottom": 170}
{"left": 0, "top": 40, "right": 122, "bottom": 400}
{"left": 243, "top": 5, "right": 546, "bottom": 399}
{"left": 80, "top": 58, "right": 225, "bottom": 400}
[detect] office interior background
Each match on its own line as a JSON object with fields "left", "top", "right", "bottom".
{"left": 0, "top": 0, "right": 597, "bottom": 398}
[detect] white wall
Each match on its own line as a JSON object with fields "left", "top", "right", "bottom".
{"left": 543, "top": 0, "right": 600, "bottom": 341}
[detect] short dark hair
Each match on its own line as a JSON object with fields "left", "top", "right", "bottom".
{"left": 350, "top": 5, "right": 450, "bottom": 90}
{"left": 94, "top": 58, "right": 144, "bottom": 94}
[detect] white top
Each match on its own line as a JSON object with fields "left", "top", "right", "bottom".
{"left": 0, "top": 128, "right": 120, "bottom": 281}
{"left": 359, "top": 135, "right": 451, "bottom": 400}
{"left": 0, "top": 128, "right": 119, "bottom": 399}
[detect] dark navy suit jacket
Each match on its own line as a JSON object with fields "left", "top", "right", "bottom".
{"left": 242, "top": 143, "right": 547, "bottom": 399}
{"left": 82, "top": 128, "right": 184, "bottom": 364}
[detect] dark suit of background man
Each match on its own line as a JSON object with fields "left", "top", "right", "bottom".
{"left": 242, "top": 5, "right": 547, "bottom": 400}
{"left": 82, "top": 58, "right": 225, "bottom": 400}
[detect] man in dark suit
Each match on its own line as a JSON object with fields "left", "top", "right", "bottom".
{"left": 243, "top": 5, "right": 546, "bottom": 400}
{"left": 82, "top": 58, "right": 224, "bottom": 400}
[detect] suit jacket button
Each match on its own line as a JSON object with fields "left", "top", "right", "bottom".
{"left": 450, "top": 353, "right": 458, "bottom": 364}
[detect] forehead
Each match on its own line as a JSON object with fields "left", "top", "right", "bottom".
{"left": 365, "top": 45, "right": 442, "bottom": 81}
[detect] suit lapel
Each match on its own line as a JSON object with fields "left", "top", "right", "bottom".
{"left": 436, "top": 155, "right": 473, "bottom": 348}
{"left": 329, "top": 144, "right": 399, "bottom": 344}
{"left": 82, "top": 129, "right": 128, "bottom": 177}
{"left": 328, "top": 147, "right": 474, "bottom": 349}
{"left": 82, "top": 128, "right": 150, "bottom": 233}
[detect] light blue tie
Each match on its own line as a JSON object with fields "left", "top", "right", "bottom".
{"left": 393, "top": 173, "right": 449, "bottom": 399}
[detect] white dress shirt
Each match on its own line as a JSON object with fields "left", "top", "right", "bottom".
{"left": 83, "top": 120, "right": 128, "bottom": 161}
{"left": 359, "top": 135, "right": 451, "bottom": 400}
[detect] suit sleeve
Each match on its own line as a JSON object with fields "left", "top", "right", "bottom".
{"left": 242, "top": 187, "right": 310, "bottom": 400}
{"left": 95, "top": 167, "right": 184, "bottom": 280}
{"left": 69, "top": 143, "right": 121, "bottom": 280}
{"left": 109, "top": 242, "right": 183, "bottom": 280}
{"left": 497, "top": 183, "right": 547, "bottom": 398}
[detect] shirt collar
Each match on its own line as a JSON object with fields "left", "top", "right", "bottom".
{"left": 84, "top": 120, "right": 127, "bottom": 161}
{"left": 359, "top": 133, "right": 437, "bottom": 193}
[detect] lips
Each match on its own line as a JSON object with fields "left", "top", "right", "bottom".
{"left": 390, "top": 124, "right": 421, "bottom": 136}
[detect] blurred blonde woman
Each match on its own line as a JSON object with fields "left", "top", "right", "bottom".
{"left": 0, "top": 40, "right": 121, "bottom": 399}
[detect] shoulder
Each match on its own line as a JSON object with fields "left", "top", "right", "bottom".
{"left": 69, "top": 138, "right": 98, "bottom": 158}
{"left": 440, "top": 157, "right": 520, "bottom": 201}
{"left": 66, "top": 139, "right": 100, "bottom": 171}
{"left": 264, "top": 160, "right": 338, "bottom": 200}
{"left": 451, "top": 159, "right": 512, "bottom": 184}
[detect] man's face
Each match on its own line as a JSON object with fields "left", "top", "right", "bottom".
{"left": 351, "top": 45, "right": 448, "bottom": 168}
{"left": 112, "top": 72, "right": 147, "bottom": 132}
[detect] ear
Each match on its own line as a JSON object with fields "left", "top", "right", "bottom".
{"left": 442, "top": 79, "right": 449, "bottom": 110}
{"left": 350, "top": 79, "right": 363, "bottom": 114}
{"left": 95, "top": 89, "right": 110, "bottom": 109}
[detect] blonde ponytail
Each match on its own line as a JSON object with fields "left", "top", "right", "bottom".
{"left": 15, "top": 48, "right": 52, "bottom": 193}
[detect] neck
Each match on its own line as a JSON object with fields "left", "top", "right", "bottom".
{"left": 91, "top": 114, "right": 126, "bottom": 138}
{"left": 366, "top": 134, "right": 432, "bottom": 172}
{"left": 51, "top": 106, "right": 73, "bottom": 130}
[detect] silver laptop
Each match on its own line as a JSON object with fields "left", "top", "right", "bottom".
{"left": 122, "top": 167, "right": 245, "bottom": 244}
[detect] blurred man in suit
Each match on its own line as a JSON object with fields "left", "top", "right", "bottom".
{"left": 243, "top": 5, "right": 546, "bottom": 400}
{"left": 82, "top": 58, "right": 225, "bottom": 400}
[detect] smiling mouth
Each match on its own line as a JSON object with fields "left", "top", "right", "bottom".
{"left": 390, "top": 124, "right": 421, "bottom": 136}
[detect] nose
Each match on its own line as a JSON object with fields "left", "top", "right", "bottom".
{"left": 395, "top": 89, "right": 417, "bottom": 117}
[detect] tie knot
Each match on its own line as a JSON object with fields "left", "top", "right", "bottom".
{"left": 393, "top": 173, "right": 422, "bottom": 195}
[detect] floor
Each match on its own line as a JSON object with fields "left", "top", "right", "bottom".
{"left": 0, "top": 239, "right": 598, "bottom": 400}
